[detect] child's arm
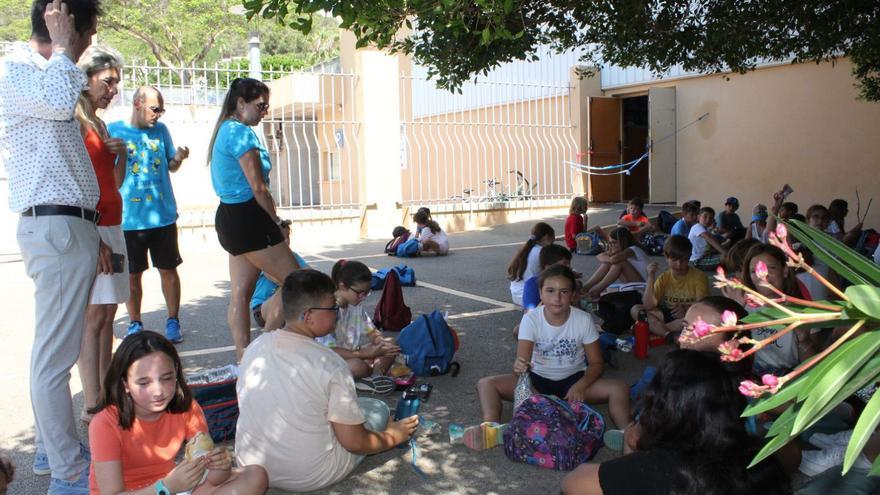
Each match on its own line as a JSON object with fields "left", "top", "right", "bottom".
{"left": 513, "top": 339, "right": 535, "bottom": 374}
{"left": 94, "top": 459, "right": 208, "bottom": 495}
{"left": 700, "top": 231, "right": 727, "bottom": 255}
{"left": 565, "top": 342, "right": 604, "bottom": 402}
{"left": 204, "top": 448, "right": 234, "bottom": 486}
{"left": 606, "top": 247, "right": 636, "bottom": 265}
{"left": 642, "top": 263, "right": 660, "bottom": 310}
{"left": 332, "top": 416, "right": 419, "bottom": 455}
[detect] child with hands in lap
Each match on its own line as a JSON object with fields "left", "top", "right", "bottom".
{"left": 321, "top": 259, "right": 399, "bottom": 391}
{"left": 473, "top": 265, "right": 630, "bottom": 450}
{"left": 88, "top": 331, "right": 267, "bottom": 495}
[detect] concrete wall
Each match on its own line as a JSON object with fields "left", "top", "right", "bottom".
{"left": 605, "top": 58, "right": 880, "bottom": 228}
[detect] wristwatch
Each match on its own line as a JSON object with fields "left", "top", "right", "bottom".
{"left": 154, "top": 479, "right": 171, "bottom": 495}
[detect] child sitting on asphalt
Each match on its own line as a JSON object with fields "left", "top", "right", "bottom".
{"left": 508, "top": 222, "right": 556, "bottom": 306}
{"left": 746, "top": 203, "right": 769, "bottom": 242}
{"left": 715, "top": 196, "right": 746, "bottom": 244}
{"left": 688, "top": 206, "right": 727, "bottom": 269}
{"left": 471, "top": 265, "right": 631, "bottom": 451}
{"left": 522, "top": 243, "right": 573, "bottom": 313}
{"left": 631, "top": 235, "right": 709, "bottom": 339}
{"left": 235, "top": 269, "right": 418, "bottom": 492}
{"left": 414, "top": 209, "right": 449, "bottom": 255}
{"left": 564, "top": 196, "right": 607, "bottom": 252}
{"left": 581, "top": 227, "right": 648, "bottom": 299}
{"left": 617, "top": 197, "right": 654, "bottom": 241}
{"left": 670, "top": 200, "right": 699, "bottom": 237}
{"left": 319, "top": 259, "right": 399, "bottom": 393}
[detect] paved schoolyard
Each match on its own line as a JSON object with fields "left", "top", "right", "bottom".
{"left": 1, "top": 205, "right": 672, "bottom": 495}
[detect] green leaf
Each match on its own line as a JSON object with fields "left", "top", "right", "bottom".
{"left": 749, "top": 423, "right": 797, "bottom": 468}
{"left": 845, "top": 388, "right": 880, "bottom": 473}
{"left": 846, "top": 285, "right": 880, "bottom": 319}
{"left": 794, "top": 331, "right": 880, "bottom": 432}
{"left": 871, "top": 456, "right": 880, "bottom": 477}
{"left": 787, "top": 219, "right": 880, "bottom": 285}
{"left": 797, "top": 331, "right": 878, "bottom": 401}
{"left": 743, "top": 373, "right": 806, "bottom": 416}
{"left": 765, "top": 403, "right": 798, "bottom": 438}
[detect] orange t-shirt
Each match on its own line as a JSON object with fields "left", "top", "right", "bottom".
{"left": 88, "top": 403, "right": 208, "bottom": 493}
{"left": 621, "top": 213, "right": 649, "bottom": 233}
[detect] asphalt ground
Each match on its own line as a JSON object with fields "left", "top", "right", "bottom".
{"left": 1, "top": 205, "right": 674, "bottom": 495}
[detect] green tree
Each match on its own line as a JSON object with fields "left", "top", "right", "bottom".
{"left": 0, "top": 0, "right": 32, "bottom": 42}
{"left": 241, "top": 0, "right": 880, "bottom": 99}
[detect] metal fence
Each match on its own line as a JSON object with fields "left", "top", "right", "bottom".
{"left": 400, "top": 47, "right": 582, "bottom": 210}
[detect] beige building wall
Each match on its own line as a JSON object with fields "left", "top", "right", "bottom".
{"left": 605, "top": 59, "right": 880, "bottom": 228}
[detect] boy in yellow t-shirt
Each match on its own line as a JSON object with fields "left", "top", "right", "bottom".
{"left": 630, "top": 235, "right": 709, "bottom": 338}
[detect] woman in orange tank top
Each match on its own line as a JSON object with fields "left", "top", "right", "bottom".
{"left": 75, "top": 45, "right": 130, "bottom": 423}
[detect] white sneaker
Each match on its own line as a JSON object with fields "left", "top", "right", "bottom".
{"left": 798, "top": 445, "right": 871, "bottom": 477}
{"left": 809, "top": 430, "right": 853, "bottom": 450}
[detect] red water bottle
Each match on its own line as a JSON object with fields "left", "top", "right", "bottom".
{"left": 634, "top": 309, "right": 649, "bottom": 360}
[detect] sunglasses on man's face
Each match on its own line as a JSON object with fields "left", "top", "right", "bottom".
{"left": 148, "top": 106, "right": 165, "bottom": 115}
{"left": 254, "top": 102, "right": 270, "bottom": 112}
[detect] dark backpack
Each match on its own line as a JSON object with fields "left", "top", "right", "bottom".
{"left": 385, "top": 229, "right": 411, "bottom": 255}
{"left": 189, "top": 378, "right": 238, "bottom": 443}
{"left": 373, "top": 269, "right": 412, "bottom": 331}
{"left": 640, "top": 233, "right": 668, "bottom": 256}
{"left": 371, "top": 265, "right": 416, "bottom": 290}
{"left": 596, "top": 290, "right": 643, "bottom": 334}
{"left": 503, "top": 395, "right": 605, "bottom": 471}
{"left": 657, "top": 210, "right": 677, "bottom": 234}
{"left": 397, "top": 310, "right": 460, "bottom": 376}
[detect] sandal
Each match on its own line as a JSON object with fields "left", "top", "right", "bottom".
{"left": 355, "top": 375, "right": 395, "bottom": 395}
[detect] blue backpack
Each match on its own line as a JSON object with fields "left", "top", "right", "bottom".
{"left": 370, "top": 265, "right": 416, "bottom": 290}
{"left": 397, "top": 310, "right": 460, "bottom": 376}
{"left": 396, "top": 238, "right": 420, "bottom": 257}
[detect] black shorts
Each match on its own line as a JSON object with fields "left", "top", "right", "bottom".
{"left": 124, "top": 223, "right": 182, "bottom": 273}
{"left": 659, "top": 304, "right": 676, "bottom": 323}
{"left": 215, "top": 198, "right": 284, "bottom": 256}
{"left": 529, "top": 370, "right": 585, "bottom": 398}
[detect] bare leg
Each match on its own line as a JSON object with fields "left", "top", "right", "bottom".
{"left": 347, "top": 358, "right": 372, "bottom": 379}
{"left": 632, "top": 305, "right": 669, "bottom": 337}
{"left": 582, "top": 261, "right": 612, "bottom": 292}
{"left": 241, "top": 243, "right": 299, "bottom": 285}
{"left": 477, "top": 374, "right": 517, "bottom": 422}
{"left": 587, "top": 263, "right": 623, "bottom": 298}
{"left": 126, "top": 272, "right": 144, "bottom": 322}
{"left": 192, "top": 465, "right": 269, "bottom": 495}
{"left": 260, "top": 294, "right": 285, "bottom": 331}
{"left": 616, "top": 260, "right": 644, "bottom": 283}
{"left": 78, "top": 303, "right": 111, "bottom": 420}
{"left": 158, "top": 268, "right": 181, "bottom": 319}
{"left": 228, "top": 255, "right": 260, "bottom": 362}
{"left": 581, "top": 377, "right": 631, "bottom": 429}
{"left": 373, "top": 355, "right": 395, "bottom": 375}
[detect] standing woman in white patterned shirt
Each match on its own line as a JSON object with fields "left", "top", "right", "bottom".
{"left": 74, "top": 44, "right": 129, "bottom": 425}
{"left": 0, "top": 1, "right": 109, "bottom": 493}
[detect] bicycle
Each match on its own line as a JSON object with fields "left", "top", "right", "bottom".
{"left": 509, "top": 170, "right": 538, "bottom": 200}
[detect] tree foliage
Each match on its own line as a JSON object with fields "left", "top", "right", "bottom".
{"left": 242, "top": 0, "right": 880, "bottom": 99}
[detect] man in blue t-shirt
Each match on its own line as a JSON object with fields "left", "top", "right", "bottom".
{"left": 109, "top": 86, "right": 189, "bottom": 343}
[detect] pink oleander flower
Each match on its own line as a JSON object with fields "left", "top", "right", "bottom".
{"left": 691, "top": 318, "right": 713, "bottom": 338}
{"left": 739, "top": 380, "right": 769, "bottom": 398}
{"left": 745, "top": 293, "right": 766, "bottom": 308}
{"left": 762, "top": 374, "right": 780, "bottom": 388}
{"left": 776, "top": 223, "right": 788, "bottom": 241}
{"left": 716, "top": 266, "right": 727, "bottom": 280}
{"left": 718, "top": 340, "right": 745, "bottom": 361}
{"left": 721, "top": 310, "right": 738, "bottom": 327}
{"left": 754, "top": 260, "right": 769, "bottom": 282}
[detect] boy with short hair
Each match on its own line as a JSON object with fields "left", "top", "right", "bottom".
{"left": 671, "top": 201, "right": 699, "bottom": 237}
{"left": 715, "top": 197, "right": 745, "bottom": 243}
{"left": 618, "top": 197, "right": 653, "bottom": 241}
{"left": 630, "top": 236, "right": 709, "bottom": 338}
{"left": 235, "top": 269, "right": 418, "bottom": 492}
{"left": 688, "top": 206, "right": 726, "bottom": 270}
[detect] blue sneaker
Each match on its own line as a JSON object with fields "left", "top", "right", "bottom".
{"left": 48, "top": 464, "right": 89, "bottom": 495}
{"left": 165, "top": 317, "right": 183, "bottom": 343}
{"left": 126, "top": 320, "right": 144, "bottom": 336}
{"left": 33, "top": 450, "right": 50, "bottom": 475}
{"left": 34, "top": 443, "right": 90, "bottom": 476}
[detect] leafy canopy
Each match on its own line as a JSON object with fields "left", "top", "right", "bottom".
{"left": 241, "top": 0, "right": 880, "bottom": 99}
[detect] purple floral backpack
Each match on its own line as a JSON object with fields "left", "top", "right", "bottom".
{"left": 503, "top": 394, "right": 605, "bottom": 471}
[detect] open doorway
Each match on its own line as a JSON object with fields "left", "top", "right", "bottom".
{"left": 622, "top": 95, "right": 649, "bottom": 200}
